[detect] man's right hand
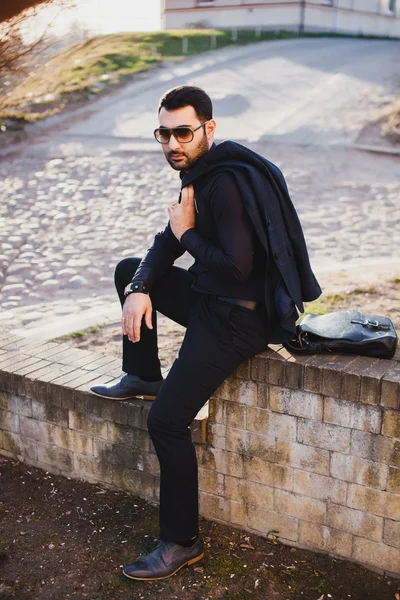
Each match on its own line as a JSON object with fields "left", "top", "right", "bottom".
{"left": 121, "top": 293, "right": 153, "bottom": 343}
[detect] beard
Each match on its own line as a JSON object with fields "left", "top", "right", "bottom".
{"left": 164, "top": 130, "right": 210, "bottom": 171}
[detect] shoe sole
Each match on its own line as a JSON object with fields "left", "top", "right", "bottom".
{"left": 122, "top": 551, "right": 204, "bottom": 581}
{"left": 90, "top": 390, "right": 156, "bottom": 401}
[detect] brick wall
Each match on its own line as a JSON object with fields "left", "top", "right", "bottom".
{"left": 0, "top": 333, "right": 399, "bottom": 577}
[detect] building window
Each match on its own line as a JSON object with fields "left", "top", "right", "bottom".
{"left": 389, "top": 0, "right": 396, "bottom": 13}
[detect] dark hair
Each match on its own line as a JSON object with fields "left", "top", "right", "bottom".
{"left": 158, "top": 85, "right": 213, "bottom": 122}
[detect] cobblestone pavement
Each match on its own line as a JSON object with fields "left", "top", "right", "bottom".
{"left": 0, "top": 140, "right": 399, "bottom": 336}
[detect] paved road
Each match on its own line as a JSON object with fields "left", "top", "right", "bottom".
{"left": 0, "top": 37, "right": 399, "bottom": 337}
{"left": 42, "top": 37, "right": 399, "bottom": 146}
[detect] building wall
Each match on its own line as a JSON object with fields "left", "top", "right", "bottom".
{"left": 163, "top": 0, "right": 400, "bottom": 37}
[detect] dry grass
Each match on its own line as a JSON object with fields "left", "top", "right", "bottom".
{"left": 381, "top": 96, "right": 400, "bottom": 143}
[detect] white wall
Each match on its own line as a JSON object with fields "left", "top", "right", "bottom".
{"left": 163, "top": 0, "right": 400, "bottom": 37}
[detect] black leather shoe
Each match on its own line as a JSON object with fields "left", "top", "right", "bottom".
{"left": 90, "top": 374, "right": 163, "bottom": 401}
{"left": 123, "top": 537, "right": 204, "bottom": 581}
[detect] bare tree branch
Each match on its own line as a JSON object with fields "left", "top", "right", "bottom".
{"left": 0, "top": 0, "right": 75, "bottom": 83}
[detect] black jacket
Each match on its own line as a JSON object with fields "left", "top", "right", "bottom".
{"left": 133, "top": 141, "right": 322, "bottom": 341}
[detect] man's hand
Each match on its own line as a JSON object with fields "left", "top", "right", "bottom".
{"left": 122, "top": 293, "right": 153, "bottom": 343}
{"left": 168, "top": 184, "right": 196, "bottom": 241}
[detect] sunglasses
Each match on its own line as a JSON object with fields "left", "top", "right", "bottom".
{"left": 154, "top": 121, "right": 210, "bottom": 144}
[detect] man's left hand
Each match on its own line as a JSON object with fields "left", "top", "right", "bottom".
{"left": 168, "top": 184, "right": 196, "bottom": 241}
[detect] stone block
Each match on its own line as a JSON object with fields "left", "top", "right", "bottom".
{"left": 224, "top": 401, "right": 247, "bottom": 429}
{"left": 340, "top": 356, "right": 377, "bottom": 402}
{"left": 208, "top": 397, "right": 224, "bottom": 423}
{"left": 226, "top": 428, "right": 276, "bottom": 462}
{"left": 233, "top": 359, "right": 251, "bottom": 379}
{"left": 244, "top": 455, "right": 292, "bottom": 491}
{"left": 383, "top": 519, "right": 400, "bottom": 549}
{"left": 359, "top": 361, "right": 394, "bottom": 406}
{"left": 351, "top": 429, "right": 396, "bottom": 465}
{"left": 68, "top": 410, "right": 108, "bottom": 438}
{"left": 327, "top": 504, "right": 383, "bottom": 542}
{"left": 225, "top": 475, "right": 274, "bottom": 510}
{"left": 304, "top": 355, "right": 334, "bottom": 394}
{"left": 392, "top": 441, "right": 400, "bottom": 468}
{"left": 191, "top": 416, "right": 207, "bottom": 445}
{"left": 257, "top": 383, "right": 268, "bottom": 409}
{"left": 126, "top": 401, "right": 150, "bottom": 431}
{"left": 381, "top": 365, "right": 400, "bottom": 409}
{"left": 107, "top": 421, "right": 150, "bottom": 451}
{"left": 297, "top": 419, "right": 351, "bottom": 453}
{"left": 330, "top": 452, "right": 388, "bottom": 489}
{"left": 322, "top": 355, "right": 358, "bottom": 398}
{"left": 218, "top": 379, "right": 258, "bottom": 407}
{"left": 324, "top": 397, "right": 381, "bottom": 433}
{"left": 251, "top": 356, "right": 267, "bottom": 382}
{"left": 198, "top": 468, "right": 225, "bottom": 496}
{"left": 347, "top": 483, "right": 400, "bottom": 520}
{"left": 285, "top": 355, "right": 310, "bottom": 390}
{"left": 294, "top": 470, "right": 347, "bottom": 504}
{"left": 268, "top": 353, "right": 286, "bottom": 386}
{"left": 2, "top": 430, "right": 23, "bottom": 455}
{"left": 73, "top": 452, "right": 113, "bottom": 485}
{"left": 276, "top": 440, "right": 329, "bottom": 475}
{"left": 37, "top": 441, "right": 73, "bottom": 471}
{"left": 299, "top": 522, "right": 353, "bottom": 559}
{"left": 270, "top": 387, "right": 323, "bottom": 420}
{"left": 122, "top": 469, "right": 157, "bottom": 500}
{"left": 230, "top": 500, "right": 246, "bottom": 527}
{"left": 0, "top": 392, "right": 8, "bottom": 410}
{"left": 207, "top": 422, "right": 226, "bottom": 450}
{"left": 87, "top": 395, "right": 128, "bottom": 425}
{"left": 197, "top": 446, "right": 243, "bottom": 478}
{"left": 352, "top": 537, "right": 400, "bottom": 574}
{"left": 53, "top": 427, "right": 93, "bottom": 456}
{"left": 247, "top": 504, "right": 298, "bottom": 542}
{"left": 31, "top": 400, "right": 69, "bottom": 427}
{"left": 199, "top": 491, "right": 229, "bottom": 523}
{"left": 0, "top": 410, "right": 19, "bottom": 434}
{"left": 382, "top": 410, "right": 400, "bottom": 439}
{"left": 6, "top": 394, "right": 32, "bottom": 418}
{"left": 275, "top": 489, "right": 326, "bottom": 524}
{"left": 388, "top": 466, "right": 400, "bottom": 494}
{"left": 19, "top": 417, "right": 54, "bottom": 444}
{"left": 247, "top": 407, "right": 297, "bottom": 441}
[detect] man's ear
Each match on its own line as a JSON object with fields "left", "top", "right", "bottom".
{"left": 206, "top": 119, "right": 216, "bottom": 140}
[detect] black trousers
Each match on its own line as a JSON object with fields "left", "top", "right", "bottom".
{"left": 114, "top": 258, "right": 268, "bottom": 542}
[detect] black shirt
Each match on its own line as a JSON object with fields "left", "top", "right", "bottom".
{"left": 132, "top": 160, "right": 265, "bottom": 301}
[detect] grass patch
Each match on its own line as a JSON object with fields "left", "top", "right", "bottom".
{"left": 304, "top": 286, "right": 379, "bottom": 316}
{"left": 381, "top": 96, "right": 400, "bottom": 143}
{"left": 50, "top": 324, "right": 101, "bottom": 342}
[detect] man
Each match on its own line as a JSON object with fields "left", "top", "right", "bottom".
{"left": 91, "top": 85, "right": 321, "bottom": 581}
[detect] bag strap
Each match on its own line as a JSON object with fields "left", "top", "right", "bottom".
{"left": 283, "top": 331, "right": 326, "bottom": 354}
{"left": 350, "top": 318, "right": 390, "bottom": 331}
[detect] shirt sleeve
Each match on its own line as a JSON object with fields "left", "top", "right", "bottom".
{"left": 131, "top": 222, "right": 186, "bottom": 290}
{"left": 180, "top": 172, "right": 255, "bottom": 283}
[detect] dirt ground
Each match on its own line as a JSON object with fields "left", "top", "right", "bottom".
{"left": 0, "top": 456, "right": 399, "bottom": 600}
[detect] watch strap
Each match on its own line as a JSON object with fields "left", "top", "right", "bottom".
{"left": 124, "top": 281, "right": 149, "bottom": 296}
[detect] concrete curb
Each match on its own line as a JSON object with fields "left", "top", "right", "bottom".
{"left": 349, "top": 143, "right": 400, "bottom": 156}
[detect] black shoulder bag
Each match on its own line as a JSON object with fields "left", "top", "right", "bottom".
{"left": 284, "top": 310, "right": 398, "bottom": 359}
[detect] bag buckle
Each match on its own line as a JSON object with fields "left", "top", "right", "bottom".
{"left": 350, "top": 318, "right": 389, "bottom": 331}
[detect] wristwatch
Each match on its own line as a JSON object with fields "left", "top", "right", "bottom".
{"left": 124, "top": 281, "right": 149, "bottom": 296}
